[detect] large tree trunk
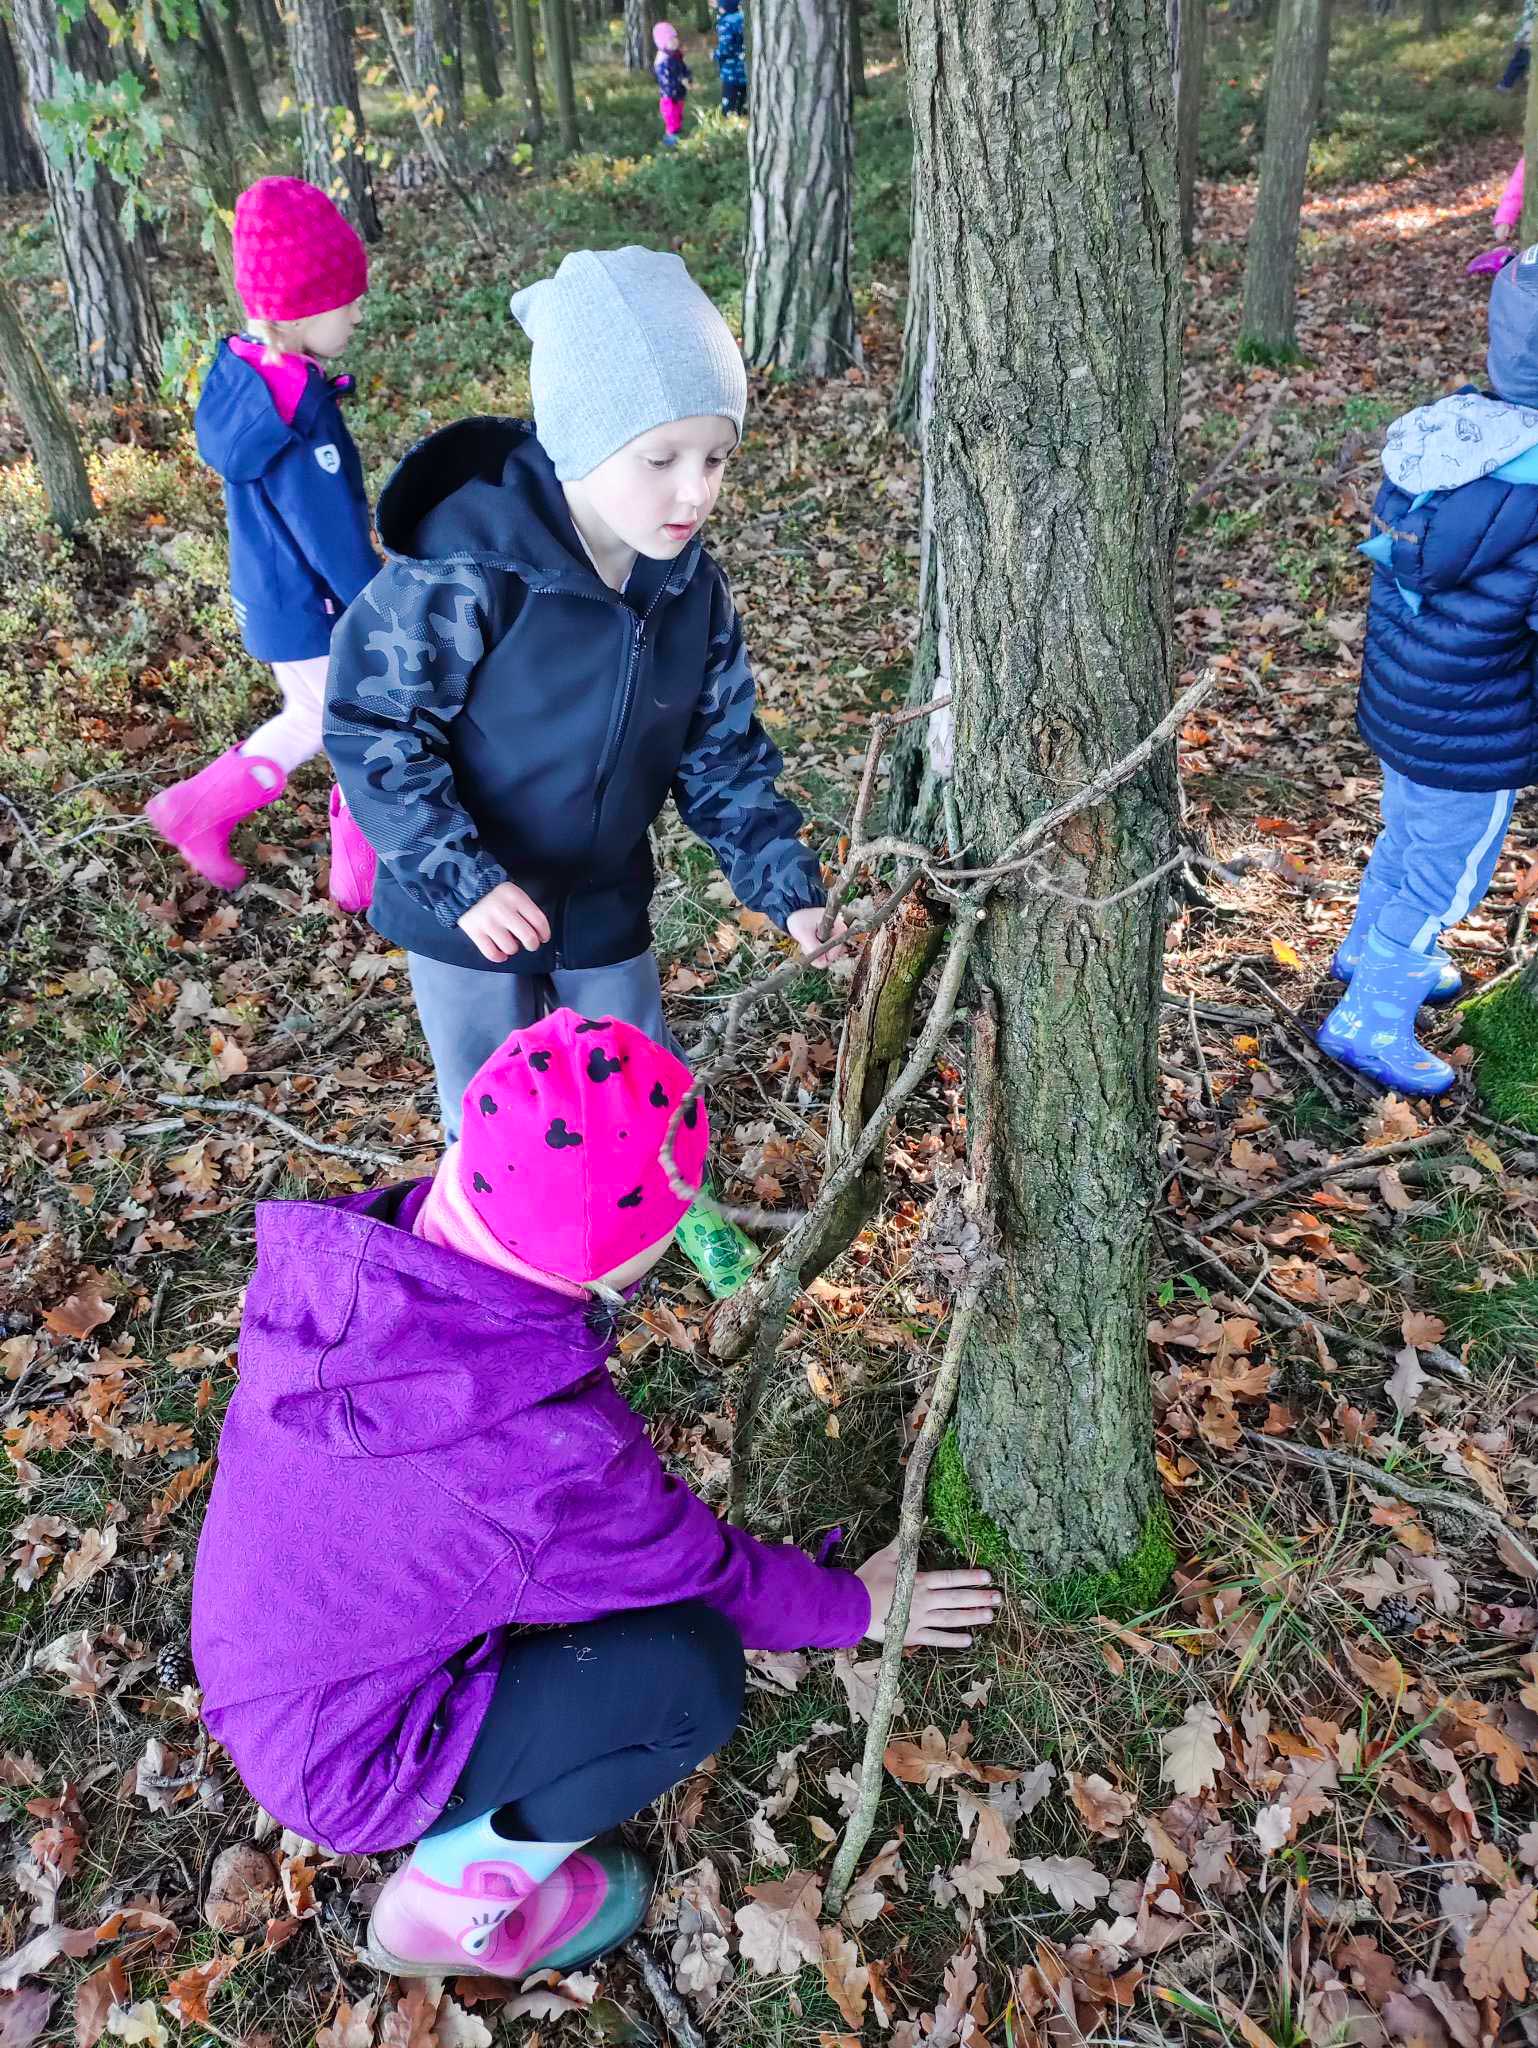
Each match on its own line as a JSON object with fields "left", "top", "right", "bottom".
{"left": 506, "top": 0, "right": 545, "bottom": 137}
{"left": 1420, "top": 0, "right": 1442, "bottom": 31}
{"left": 468, "top": 0, "right": 503, "bottom": 95}
{"left": 0, "top": 274, "right": 94, "bottom": 534}
{"left": 148, "top": 4, "right": 243, "bottom": 318}
{"left": 415, "top": 0, "right": 468, "bottom": 151}
{"left": 248, "top": 0, "right": 283, "bottom": 71}
{"left": 742, "top": 0, "right": 857, "bottom": 374}
{"left": 849, "top": 0, "right": 868, "bottom": 98}
{"left": 0, "top": 14, "right": 44, "bottom": 194}
{"left": 1171, "top": 0, "right": 1205, "bottom": 254}
{"left": 542, "top": 0, "right": 580, "bottom": 146}
{"left": 624, "top": 0, "right": 649, "bottom": 68}
{"left": 902, "top": 0, "right": 1181, "bottom": 1578}
{"left": 206, "top": 0, "right": 269, "bottom": 136}
{"left": 1239, "top": 0, "right": 1331, "bottom": 359}
{"left": 889, "top": 179, "right": 927, "bottom": 442}
{"left": 10, "top": 0, "right": 164, "bottom": 393}
{"left": 1524, "top": 40, "right": 1538, "bottom": 243}
{"left": 287, "top": 0, "right": 383, "bottom": 242}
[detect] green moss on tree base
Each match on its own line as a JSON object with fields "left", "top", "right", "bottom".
{"left": 1234, "top": 336, "right": 1306, "bottom": 369}
{"left": 1459, "top": 974, "right": 1538, "bottom": 1133}
{"left": 928, "top": 1430, "right": 1176, "bottom": 1620}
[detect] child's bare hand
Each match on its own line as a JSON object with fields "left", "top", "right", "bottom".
{"left": 786, "top": 904, "right": 851, "bottom": 963}
{"left": 457, "top": 882, "right": 552, "bottom": 963}
{"left": 856, "top": 1539, "right": 1001, "bottom": 1650}
{"left": 1497, "top": 222, "right": 1516, "bottom": 243}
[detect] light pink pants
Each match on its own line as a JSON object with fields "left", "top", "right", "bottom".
{"left": 241, "top": 654, "right": 329, "bottom": 776}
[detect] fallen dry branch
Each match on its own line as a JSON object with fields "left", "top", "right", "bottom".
{"left": 623, "top": 1936, "right": 709, "bottom": 2048}
{"left": 1199, "top": 1125, "right": 1460, "bottom": 1233}
{"left": 154, "top": 1094, "right": 410, "bottom": 1172}
{"left": 1244, "top": 1432, "right": 1538, "bottom": 1579}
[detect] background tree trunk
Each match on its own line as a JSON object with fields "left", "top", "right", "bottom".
{"left": 902, "top": 0, "right": 1181, "bottom": 1577}
{"left": 849, "top": 0, "right": 868, "bottom": 98}
{"left": 1239, "top": 0, "right": 1331, "bottom": 358}
{"left": 889, "top": 180, "right": 927, "bottom": 442}
{"left": 742, "top": 0, "right": 857, "bottom": 374}
{"left": 148, "top": 4, "right": 243, "bottom": 317}
{"left": 1419, "top": 0, "right": 1442, "bottom": 31}
{"left": 0, "top": 273, "right": 94, "bottom": 535}
{"left": 0, "top": 14, "right": 44, "bottom": 194}
{"left": 415, "top": 0, "right": 467, "bottom": 146}
{"left": 249, "top": 0, "right": 283, "bottom": 71}
{"left": 195, "top": 0, "right": 238, "bottom": 118}
{"left": 624, "top": 0, "right": 649, "bottom": 68}
{"left": 1171, "top": 0, "right": 1205, "bottom": 253}
{"left": 1523, "top": 37, "right": 1538, "bottom": 243}
{"left": 10, "top": 0, "right": 164, "bottom": 393}
{"left": 287, "top": 0, "right": 382, "bottom": 241}
{"left": 541, "top": 0, "right": 581, "bottom": 146}
{"left": 206, "top": 0, "right": 269, "bottom": 136}
{"left": 506, "top": 0, "right": 545, "bottom": 136}
{"left": 468, "top": 0, "right": 503, "bottom": 95}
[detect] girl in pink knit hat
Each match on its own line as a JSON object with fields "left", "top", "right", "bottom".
{"left": 144, "top": 176, "right": 378, "bottom": 902}
{"left": 192, "top": 1008, "right": 1000, "bottom": 1983}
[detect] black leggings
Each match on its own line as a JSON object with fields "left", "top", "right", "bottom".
{"left": 425, "top": 1601, "right": 745, "bottom": 1843}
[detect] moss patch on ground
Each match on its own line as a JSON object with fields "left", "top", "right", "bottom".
{"left": 1460, "top": 974, "right": 1538, "bottom": 1133}
{"left": 928, "top": 1431, "right": 1176, "bottom": 1620}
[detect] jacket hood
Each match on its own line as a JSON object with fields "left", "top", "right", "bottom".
{"left": 1381, "top": 391, "right": 1538, "bottom": 495}
{"left": 195, "top": 339, "right": 327, "bottom": 483}
{"left": 373, "top": 416, "right": 703, "bottom": 596}
{"left": 242, "top": 1186, "right": 614, "bottom": 1458}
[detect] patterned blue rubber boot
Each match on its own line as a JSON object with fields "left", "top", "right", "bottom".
{"left": 1331, "top": 880, "right": 1462, "bottom": 1006}
{"left": 1316, "top": 931, "right": 1456, "bottom": 1097}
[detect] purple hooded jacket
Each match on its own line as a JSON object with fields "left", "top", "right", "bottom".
{"left": 191, "top": 1185, "right": 870, "bottom": 1854}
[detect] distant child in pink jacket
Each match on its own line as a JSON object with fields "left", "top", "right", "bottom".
{"left": 1496, "top": 157, "right": 1525, "bottom": 241}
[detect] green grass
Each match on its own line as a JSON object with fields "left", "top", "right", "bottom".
{"left": 1200, "top": 1, "right": 1517, "bottom": 189}
{"left": 1399, "top": 1188, "right": 1538, "bottom": 1365}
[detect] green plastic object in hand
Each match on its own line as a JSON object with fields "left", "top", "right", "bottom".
{"left": 674, "top": 1185, "right": 759, "bottom": 1298}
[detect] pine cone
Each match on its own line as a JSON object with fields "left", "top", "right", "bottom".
{"left": 1376, "top": 1594, "right": 1419, "bottom": 1636}
{"left": 157, "top": 1645, "right": 192, "bottom": 1691}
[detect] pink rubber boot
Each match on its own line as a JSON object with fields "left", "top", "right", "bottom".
{"left": 144, "top": 747, "right": 285, "bottom": 891}
{"left": 363, "top": 1815, "right": 652, "bottom": 1981}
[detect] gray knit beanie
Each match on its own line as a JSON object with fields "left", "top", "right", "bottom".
{"left": 509, "top": 246, "right": 748, "bottom": 481}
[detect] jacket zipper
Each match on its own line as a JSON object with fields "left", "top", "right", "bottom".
{"left": 587, "top": 576, "right": 673, "bottom": 862}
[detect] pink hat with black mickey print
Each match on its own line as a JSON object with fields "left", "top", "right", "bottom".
{"left": 455, "top": 1009, "right": 710, "bottom": 1283}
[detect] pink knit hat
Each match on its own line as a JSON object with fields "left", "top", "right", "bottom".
{"left": 233, "top": 177, "right": 368, "bottom": 324}
{"left": 456, "top": 1009, "right": 710, "bottom": 1282}
{"left": 653, "top": 18, "right": 679, "bottom": 45}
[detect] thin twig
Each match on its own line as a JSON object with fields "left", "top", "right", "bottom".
{"left": 155, "top": 1094, "right": 408, "bottom": 1170}
{"left": 1163, "top": 1224, "right": 1406, "bottom": 1367}
{"left": 1189, "top": 385, "right": 1288, "bottom": 505}
{"left": 1235, "top": 968, "right": 1364, "bottom": 1109}
{"left": 1187, "top": 991, "right": 1214, "bottom": 1109}
{"left": 1244, "top": 1433, "right": 1538, "bottom": 1579}
{"left": 1200, "top": 1126, "right": 1460, "bottom": 1233}
{"left": 623, "top": 1937, "right": 708, "bottom": 2048}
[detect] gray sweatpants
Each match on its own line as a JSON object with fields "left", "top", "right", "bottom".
{"left": 408, "top": 949, "right": 678, "bottom": 1141}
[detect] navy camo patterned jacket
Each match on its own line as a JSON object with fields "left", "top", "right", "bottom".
{"left": 323, "top": 419, "right": 825, "bottom": 975}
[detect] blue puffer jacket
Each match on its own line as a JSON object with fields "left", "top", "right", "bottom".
{"left": 1358, "top": 394, "right": 1538, "bottom": 792}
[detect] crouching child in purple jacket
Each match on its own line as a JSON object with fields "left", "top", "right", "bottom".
{"left": 191, "top": 1008, "right": 999, "bottom": 1982}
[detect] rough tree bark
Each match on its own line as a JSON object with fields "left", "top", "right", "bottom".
{"left": 541, "top": 0, "right": 580, "bottom": 146}
{"left": 206, "top": 0, "right": 269, "bottom": 136}
{"left": 195, "top": 0, "right": 237, "bottom": 117}
{"left": 287, "top": 0, "right": 382, "bottom": 242}
{"left": 901, "top": 0, "right": 1182, "bottom": 1575}
{"left": 468, "top": 0, "right": 503, "bottom": 96}
{"left": 1239, "top": 0, "right": 1331, "bottom": 358}
{"left": 1524, "top": 39, "right": 1538, "bottom": 244}
{"left": 1171, "top": 0, "right": 1205, "bottom": 254}
{"left": 148, "top": 4, "right": 243, "bottom": 316}
{"left": 505, "top": 0, "right": 545, "bottom": 137}
{"left": 742, "top": 0, "right": 857, "bottom": 374}
{"left": 850, "top": 0, "right": 868, "bottom": 98}
{"left": 415, "top": 0, "right": 467, "bottom": 152}
{"left": 10, "top": 0, "right": 164, "bottom": 393}
{"left": 890, "top": 181, "right": 927, "bottom": 442}
{"left": 0, "top": 13, "right": 44, "bottom": 194}
{"left": 0, "top": 273, "right": 94, "bottom": 534}
{"left": 624, "top": 0, "right": 649, "bottom": 68}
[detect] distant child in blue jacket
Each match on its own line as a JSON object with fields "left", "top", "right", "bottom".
{"left": 714, "top": 0, "right": 746, "bottom": 115}
{"left": 1318, "top": 251, "right": 1538, "bottom": 1096}
{"left": 145, "top": 178, "right": 377, "bottom": 892}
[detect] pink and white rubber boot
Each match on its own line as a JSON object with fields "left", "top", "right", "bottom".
{"left": 143, "top": 747, "right": 285, "bottom": 891}
{"left": 363, "top": 1813, "right": 653, "bottom": 1981}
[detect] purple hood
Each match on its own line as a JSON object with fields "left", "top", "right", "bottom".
{"left": 191, "top": 1185, "right": 868, "bottom": 1853}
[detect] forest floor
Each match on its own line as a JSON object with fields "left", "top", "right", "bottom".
{"left": 2, "top": 13, "right": 1538, "bottom": 2048}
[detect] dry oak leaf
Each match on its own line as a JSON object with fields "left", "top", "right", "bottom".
{"left": 52, "top": 1527, "right": 118, "bottom": 1605}
{"left": 42, "top": 1291, "right": 115, "bottom": 1341}
{"left": 377, "top": 1983, "right": 439, "bottom": 2048}
{"left": 1159, "top": 1702, "right": 1225, "bottom": 1796}
{"left": 104, "top": 2004, "right": 166, "bottom": 2048}
{"left": 1070, "top": 1772, "right": 1136, "bottom": 1839}
{"left": 0, "top": 1927, "right": 97, "bottom": 1996}
{"left": 884, "top": 1725, "right": 974, "bottom": 1797}
{"left": 949, "top": 1804, "right": 1021, "bottom": 1911}
{"left": 1345, "top": 1637, "right": 1407, "bottom": 1705}
{"left": 1459, "top": 1883, "right": 1538, "bottom": 2001}
{"left": 841, "top": 1836, "right": 906, "bottom": 1931}
{"left": 162, "top": 1958, "right": 239, "bottom": 2029}
{"left": 315, "top": 1997, "right": 377, "bottom": 2048}
{"left": 735, "top": 1869, "right": 824, "bottom": 1976}
{"left": 819, "top": 1927, "right": 868, "bottom": 2031}
{"left": 1402, "top": 1309, "right": 1448, "bottom": 1349}
{"left": 0, "top": 1989, "right": 53, "bottom": 2048}
{"left": 1018, "top": 1856, "right": 1111, "bottom": 1913}
{"left": 1518, "top": 1823, "right": 1538, "bottom": 1872}
{"left": 73, "top": 1957, "right": 128, "bottom": 2048}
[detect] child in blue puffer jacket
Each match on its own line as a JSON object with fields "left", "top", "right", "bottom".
{"left": 1318, "top": 251, "right": 1538, "bottom": 1096}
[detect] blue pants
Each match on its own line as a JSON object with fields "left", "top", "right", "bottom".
{"left": 1363, "top": 766, "right": 1517, "bottom": 953}
{"left": 408, "top": 949, "right": 677, "bottom": 1141}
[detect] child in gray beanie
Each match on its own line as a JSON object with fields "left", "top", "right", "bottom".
{"left": 324, "top": 246, "right": 841, "bottom": 1292}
